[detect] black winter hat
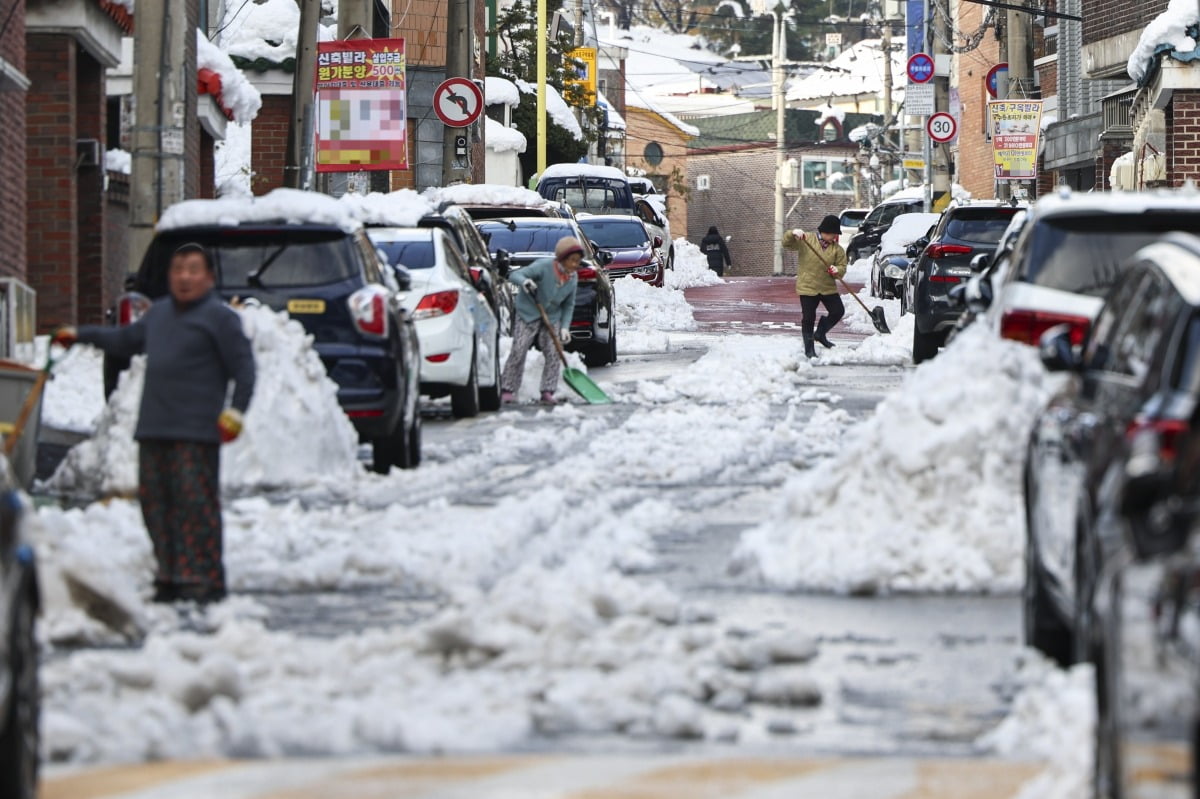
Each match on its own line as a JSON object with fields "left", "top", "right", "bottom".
{"left": 817, "top": 215, "right": 842, "bottom": 235}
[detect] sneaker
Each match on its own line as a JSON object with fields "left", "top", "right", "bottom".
{"left": 539, "top": 391, "right": 559, "bottom": 405}
{"left": 501, "top": 390, "right": 515, "bottom": 404}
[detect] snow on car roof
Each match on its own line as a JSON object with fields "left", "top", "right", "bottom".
{"left": 156, "top": 188, "right": 362, "bottom": 232}
{"left": 426, "top": 184, "right": 550, "bottom": 209}
{"left": 1140, "top": 235, "right": 1200, "bottom": 305}
{"left": 879, "top": 213, "right": 941, "bottom": 256}
{"left": 339, "top": 190, "right": 436, "bottom": 228}
{"left": 1030, "top": 188, "right": 1200, "bottom": 218}
{"left": 539, "top": 163, "right": 629, "bottom": 181}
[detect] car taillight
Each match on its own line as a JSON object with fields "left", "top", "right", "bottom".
{"left": 116, "top": 292, "right": 151, "bottom": 326}
{"left": 413, "top": 290, "right": 459, "bottom": 320}
{"left": 577, "top": 267, "right": 597, "bottom": 280}
{"left": 999, "top": 309, "right": 1090, "bottom": 347}
{"left": 1125, "top": 417, "right": 1189, "bottom": 464}
{"left": 347, "top": 286, "right": 389, "bottom": 338}
{"left": 468, "top": 267, "right": 483, "bottom": 283}
{"left": 925, "top": 243, "right": 974, "bottom": 259}
{"left": 425, "top": 353, "right": 451, "bottom": 363}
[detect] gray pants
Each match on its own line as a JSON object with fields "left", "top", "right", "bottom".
{"left": 502, "top": 317, "right": 561, "bottom": 394}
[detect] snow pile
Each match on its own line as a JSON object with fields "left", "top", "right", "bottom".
{"left": 732, "top": 322, "right": 1052, "bottom": 594}
{"left": 42, "top": 345, "right": 105, "bottom": 433}
{"left": 978, "top": 659, "right": 1096, "bottom": 799}
{"left": 158, "top": 189, "right": 361, "bottom": 233}
{"left": 819, "top": 300, "right": 913, "bottom": 367}
{"left": 516, "top": 81, "right": 584, "bottom": 140}
{"left": 844, "top": 256, "right": 873, "bottom": 283}
{"left": 1127, "top": 0, "right": 1200, "bottom": 83}
{"left": 484, "top": 76, "right": 521, "bottom": 108}
{"left": 665, "top": 239, "right": 722, "bottom": 289}
{"left": 485, "top": 117, "right": 528, "bottom": 154}
{"left": 816, "top": 102, "right": 847, "bottom": 124}
{"left": 197, "top": 31, "right": 263, "bottom": 124}
{"left": 499, "top": 334, "right": 590, "bottom": 404}
{"left": 878, "top": 213, "right": 940, "bottom": 256}
{"left": 46, "top": 305, "right": 361, "bottom": 498}
{"left": 217, "top": 0, "right": 334, "bottom": 65}
{"left": 338, "top": 190, "right": 434, "bottom": 228}
{"left": 636, "top": 337, "right": 817, "bottom": 405}
{"left": 104, "top": 148, "right": 131, "bottom": 175}
{"left": 214, "top": 122, "right": 253, "bottom": 198}
{"left": 613, "top": 276, "right": 696, "bottom": 354}
{"left": 426, "top": 183, "right": 548, "bottom": 209}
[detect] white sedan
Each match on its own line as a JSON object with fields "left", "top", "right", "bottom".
{"left": 368, "top": 227, "right": 501, "bottom": 417}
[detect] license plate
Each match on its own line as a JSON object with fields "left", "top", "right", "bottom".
{"left": 287, "top": 299, "right": 326, "bottom": 314}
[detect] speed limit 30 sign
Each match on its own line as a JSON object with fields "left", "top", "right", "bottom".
{"left": 926, "top": 112, "right": 958, "bottom": 143}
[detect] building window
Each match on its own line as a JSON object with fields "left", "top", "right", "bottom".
{"left": 802, "top": 158, "right": 855, "bottom": 193}
{"left": 643, "top": 141, "right": 664, "bottom": 166}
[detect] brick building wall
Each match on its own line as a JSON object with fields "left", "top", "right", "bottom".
{"left": 687, "top": 147, "right": 859, "bottom": 277}
{"left": 1083, "top": 0, "right": 1167, "bottom": 45}
{"left": 105, "top": 172, "right": 130, "bottom": 311}
{"left": 953, "top": 0, "right": 1003, "bottom": 200}
{"left": 1167, "top": 91, "right": 1200, "bottom": 187}
{"left": 26, "top": 34, "right": 78, "bottom": 327}
{"left": 0, "top": 2, "right": 26, "bottom": 281}
{"left": 625, "top": 107, "right": 689, "bottom": 237}
{"left": 76, "top": 50, "right": 107, "bottom": 325}
{"left": 251, "top": 94, "right": 291, "bottom": 194}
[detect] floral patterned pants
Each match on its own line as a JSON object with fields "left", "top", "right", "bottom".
{"left": 138, "top": 440, "right": 224, "bottom": 601}
{"left": 501, "top": 317, "right": 561, "bottom": 395}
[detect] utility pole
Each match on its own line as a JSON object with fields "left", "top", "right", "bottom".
{"left": 537, "top": 0, "right": 548, "bottom": 174}
{"left": 442, "top": 0, "right": 472, "bottom": 185}
{"left": 287, "top": 0, "right": 321, "bottom": 190}
{"left": 1006, "top": 0, "right": 1032, "bottom": 199}
{"left": 128, "top": 0, "right": 191, "bottom": 271}
{"left": 772, "top": 5, "right": 786, "bottom": 275}
{"left": 339, "top": 0, "right": 382, "bottom": 194}
{"left": 922, "top": 0, "right": 932, "bottom": 211}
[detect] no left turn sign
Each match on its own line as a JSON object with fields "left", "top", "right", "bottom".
{"left": 926, "top": 112, "right": 958, "bottom": 143}
{"left": 434, "top": 77, "right": 484, "bottom": 128}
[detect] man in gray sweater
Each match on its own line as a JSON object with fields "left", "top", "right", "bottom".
{"left": 54, "top": 243, "right": 256, "bottom": 603}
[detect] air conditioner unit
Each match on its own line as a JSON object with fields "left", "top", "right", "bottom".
{"left": 0, "top": 278, "right": 36, "bottom": 361}
{"left": 76, "top": 138, "right": 101, "bottom": 169}
{"left": 696, "top": 174, "right": 711, "bottom": 190}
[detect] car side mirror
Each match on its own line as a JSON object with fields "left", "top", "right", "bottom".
{"left": 948, "top": 283, "right": 967, "bottom": 307}
{"left": 859, "top": 222, "right": 874, "bottom": 234}
{"left": 393, "top": 264, "right": 413, "bottom": 292}
{"left": 970, "top": 253, "right": 990, "bottom": 273}
{"left": 905, "top": 243, "right": 922, "bottom": 258}
{"left": 653, "top": 236, "right": 663, "bottom": 249}
{"left": 493, "top": 248, "right": 511, "bottom": 277}
{"left": 597, "top": 249, "right": 615, "bottom": 266}
{"left": 1038, "top": 324, "right": 1081, "bottom": 372}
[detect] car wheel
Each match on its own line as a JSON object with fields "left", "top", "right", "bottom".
{"left": 1093, "top": 573, "right": 1123, "bottom": 799}
{"left": 479, "top": 333, "right": 502, "bottom": 412}
{"left": 848, "top": 247, "right": 859, "bottom": 262}
{"left": 400, "top": 407, "right": 421, "bottom": 469}
{"left": 912, "top": 325, "right": 941, "bottom": 364}
{"left": 1023, "top": 534, "right": 1076, "bottom": 667}
{"left": 869, "top": 264, "right": 879, "bottom": 298}
{"left": 450, "top": 345, "right": 481, "bottom": 418}
{"left": 0, "top": 582, "right": 39, "bottom": 799}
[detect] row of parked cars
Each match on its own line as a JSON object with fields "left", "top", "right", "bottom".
{"left": 109, "top": 167, "right": 674, "bottom": 475}
{"left": 862, "top": 186, "right": 1200, "bottom": 797}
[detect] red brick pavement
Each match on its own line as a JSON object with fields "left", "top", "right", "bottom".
{"left": 685, "top": 277, "right": 870, "bottom": 340}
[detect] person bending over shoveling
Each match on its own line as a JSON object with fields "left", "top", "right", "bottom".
{"left": 52, "top": 242, "right": 255, "bottom": 604}
{"left": 783, "top": 215, "right": 847, "bottom": 359}
{"left": 500, "top": 236, "right": 582, "bottom": 406}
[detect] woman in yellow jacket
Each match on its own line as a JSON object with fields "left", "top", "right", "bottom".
{"left": 783, "top": 215, "right": 847, "bottom": 358}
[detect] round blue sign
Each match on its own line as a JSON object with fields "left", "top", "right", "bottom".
{"left": 907, "top": 53, "right": 935, "bottom": 84}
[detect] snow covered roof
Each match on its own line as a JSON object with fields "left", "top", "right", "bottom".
{"left": 598, "top": 26, "right": 728, "bottom": 99}
{"left": 515, "top": 80, "right": 584, "bottom": 141}
{"left": 338, "top": 190, "right": 436, "bottom": 228}
{"left": 485, "top": 116, "right": 528, "bottom": 154}
{"left": 597, "top": 91, "right": 626, "bottom": 132}
{"left": 625, "top": 93, "right": 700, "bottom": 137}
{"left": 786, "top": 39, "right": 905, "bottom": 103}
{"left": 217, "top": 0, "right": 336, "bottom": 70}
{"left": 485, "top": 76, "right": 521, "bottom": 108}
{"left": 1126, "top": 0, "right": 1200, "bottom": 84}
{"left": 197, "top": 32, "right": 263, "bottom": 124}
{"left": 157, "top": 189, "right": 363, "bottom": 233}
{"left": 816, "top": 102, "right": 847, "bottom": 125}
{"left": 425, "top": 184, "right": 550, "bottom": 209}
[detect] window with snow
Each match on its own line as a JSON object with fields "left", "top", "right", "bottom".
{"left": 802, "top": 158, "right": 855, "bottom": 194}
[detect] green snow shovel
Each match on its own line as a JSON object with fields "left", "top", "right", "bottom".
{"left": 800, "top": 235, "right": 891, "bottom": 335}
{"left": 532, "top": 296, "right": 612, "bottom": 405}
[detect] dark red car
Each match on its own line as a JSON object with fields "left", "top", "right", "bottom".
{"left": 576, "top": 215, "right": 664, "bottom": 287}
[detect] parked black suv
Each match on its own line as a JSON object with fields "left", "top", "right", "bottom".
{"left": 112, "top": 223, "right": 422, "bottom": 474}
{"left": 476, "top": 218, "right": 618, "bottom": 366}
{"left": 845, "top": 195, "right": 924, "bottom": 261}
{"left": 902, "top": 202, "right": 1023, "bottom": 362}
{"left": 0, "top": 457, "right": 37, "bottom": 799}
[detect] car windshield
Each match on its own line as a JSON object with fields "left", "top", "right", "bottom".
{"left": 577, "top": 219, "right": 649, "bottom": 248}
{"left": 371, "top": 239, "right": 437, "bottom": 270}
{"left": 141, "top": 230, "right": 357, "bottom": 294}
{"left": 479, "top": 225, "right": 574, "bottom": 255}
{"left": 943, "top": 209, "right": 1021, "bottom": 244}
{"left": 542, "top": 178, "right": 631, "bottom": 211}
{"left": 1022, "top": 213, "right": 1200, "bottom": 296}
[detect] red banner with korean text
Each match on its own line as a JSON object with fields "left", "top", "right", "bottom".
{"left": 315, "top": 38, "right": 408, "bottom": 172}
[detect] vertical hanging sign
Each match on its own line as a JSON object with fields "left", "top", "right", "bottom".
{"left": 988, "top": 100, "right": 1044, "bottom": 180}
{"left": 315, "top": 38, "right": 408, "bottom": 172}
{"left": 906, "top": 0, "right": 924, "bottom": 57}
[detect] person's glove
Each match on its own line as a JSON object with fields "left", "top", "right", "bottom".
{"left": 217, "top": 408, "right": 245, "bottom": 444}
{"left": 522, "top": 278, "right": 537, "bottom": 295}
{"left": 827, "top": 266, "right": 839, "bottom": 277}
{"left": 50, "top": 326, "right": 77, "bottom": 348}
{"left": 559, "top": 327, "right": 572, "bottom": 344}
